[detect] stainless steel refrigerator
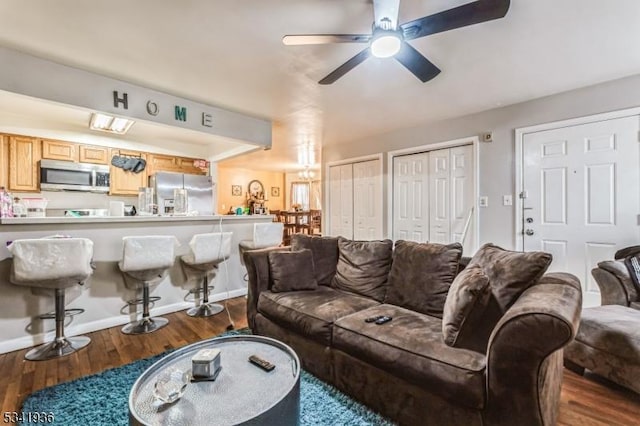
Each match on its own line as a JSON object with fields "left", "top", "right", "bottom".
{"left": 149, "top": 172, "right": 215, "bottom": 215}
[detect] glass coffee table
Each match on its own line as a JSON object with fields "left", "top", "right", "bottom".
{"left": 129, "top": 335, "right": 300, "bottom": 425}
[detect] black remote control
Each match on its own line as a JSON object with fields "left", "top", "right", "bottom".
{"left": 375, "top": 316, "right": 392, "bottom": 325}
{"left": 249, "top": 355, "right": 275, "bottom": 372}
{"left": 365, "top": 315, "right": 384, "bottom": 323}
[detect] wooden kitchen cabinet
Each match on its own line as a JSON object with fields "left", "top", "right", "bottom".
{"left": 0, "top": 135, "right": 8, "bottom": 189}
{"left": 79, "top": 145, "right": 110, "bottom": 164}
{"left": 42, "top": 139, "right": 79, "bottom": 162}
{"left": 176, "top": 157, "right": 207, "bottom": 175}
{"left": 147, "top": 153, "right": 177, "bottom": 174}
{"left": 109, "top": 149, "right": 148, "bottom": 195}
{"left": 147, "top": 154, "right": 207, "bottom": 175}
{"left": 9, "top": 135, "right": 41, "bottom": 192}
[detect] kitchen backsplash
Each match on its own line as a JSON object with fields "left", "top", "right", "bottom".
{"left": 13, "top": 190, "right": 134, "bottom": 216}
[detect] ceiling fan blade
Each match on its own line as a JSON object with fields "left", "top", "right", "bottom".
{"left": 283, "top": 34, "right": 371, "bottom": 45}
{"left": 401, "top": 0, "right": 510, "bottom": 41}
{"left": 319, "top": 48, "right": 371, "bottom": 85}
{"left": 373, "top": 0, "right": 400, "bottom": 30}
{"left": 394, "top": 43, "right": 441, "bottom": 82}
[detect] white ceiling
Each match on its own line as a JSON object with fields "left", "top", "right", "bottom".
{"left": 1, "top": 0, "right": 639, "bottom": 172}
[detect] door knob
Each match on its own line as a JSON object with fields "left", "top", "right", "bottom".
{"left": 526, "top": 217, "right": 533, "bottom": 223}
{"left": 525, "top": 229, "right": 535, "bottom": 236}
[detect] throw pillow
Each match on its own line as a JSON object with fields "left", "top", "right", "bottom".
{"left": 384, "top": 240, "right": 463, "bottom": 317}
{"left": 468, "top": 243, "right": 552, "bottom": 312}
{"left": 442, "top": 264, "right": 500, "bottom": 353}
{"left": 290, "top": 234, "right": 339, "bottom": 286}
{"left": 332, "top": 237, "right": 393, "bottom": 301}
{"left": 268, "top": 249, "right": 318, "bottom": 293}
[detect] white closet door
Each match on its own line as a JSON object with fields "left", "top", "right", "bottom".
{"left": 450, "top": 145, "right": 475, "bottom": 253}
{"left": 353, "top": 159, "right": 382, "bottom": 240}
{"left": 393, "top": 153, "right": 429, "bottom": 241}
{"left": 329, "top": 164, "right": 354, "bottom": 238}
{"left": 429, "top": 149, "right": 451, "bottom": 243}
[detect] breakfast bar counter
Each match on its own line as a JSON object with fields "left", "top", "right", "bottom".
{"left": 0, "top": 215, "right": 274, "bottom": 354}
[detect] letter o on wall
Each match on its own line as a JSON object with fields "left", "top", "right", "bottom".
{"left": 146, "top": 101, "right": 159, "bottom": 116}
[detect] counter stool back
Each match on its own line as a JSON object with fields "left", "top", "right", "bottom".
{"left": 239, "top": 222, "right": 284, "bottom": 282}
{"left": 181, "top": 232, "right": 232, "bottom": 317}
{"left": 239, "top": 222, "right": 284, "bottom": 266}
{"left": 8, "top": 237, "right": 94, "bottom": 361}
{"left": 119, "top": 235, "right": 177, "bottom": 335}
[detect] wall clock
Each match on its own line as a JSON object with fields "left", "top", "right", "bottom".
{"left": 248, "top": 180, "right": 264, "bottom": 197}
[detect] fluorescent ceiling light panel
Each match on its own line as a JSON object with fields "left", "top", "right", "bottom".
{"left": 89, "top": 113, "right": 135, "bottom": 134}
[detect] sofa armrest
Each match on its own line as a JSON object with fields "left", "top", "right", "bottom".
{"left": 484, "top": 273, "right": 582, "bottom": 426}
{"left": 592, "top": 261, "right": 637, "bottom": 306}
{"left": 244, "top": 246, "right": 290, "bottom": 330}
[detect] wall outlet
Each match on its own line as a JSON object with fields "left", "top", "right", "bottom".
{"left": 479, "top": 196, "right": 489, "bottom": 207}
{"left": 503, "top": 195, "right": 513, "bottom": 206}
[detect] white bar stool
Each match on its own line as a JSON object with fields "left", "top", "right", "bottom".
{"left": 8, "top": 238, "right": 94, "bottom": 361}
{"left": 239, "top": 222, "right": 284, "bottom": 267}
{"left": 181, "top": 232, "right": 232, "bottom": 317}
{"left": 119, "top": 236, "right": 177, "bottom": 335}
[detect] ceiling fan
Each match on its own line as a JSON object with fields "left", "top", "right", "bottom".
{"left": 283, "top": 0, "right": 511, "bottom": 84}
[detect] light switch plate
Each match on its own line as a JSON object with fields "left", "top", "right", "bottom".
{"left": 503, "top": 195, "right": 513, "bottom": 206}
{"left": 479, "top": 196, "right": 489, "bottom": 207}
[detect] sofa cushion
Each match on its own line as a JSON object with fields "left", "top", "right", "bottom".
{"left": 333, "top": 304, "right": 486, "bottom": 409}
{"left": 385, "top": 241, "right": 462, "bottom": 317}
{"left": 442, "top": 264, "right": 500, "bottom": 353}
{"left": 574, "top": 305, "right": 640, "bottom": 363}
{"left": 290, "top": 234, "right": 338, "bottom": 286}
{"left": 268, "top": 249, "right": 318, "bottom": 292}
{"left": 332, "top": 237, "right": 393, "bottom": 302}
{"left": 469, "top": 243, "right": 552, "bottom": 311}
{"left": 257, "top": 287, "right": 380, "bottom": 345}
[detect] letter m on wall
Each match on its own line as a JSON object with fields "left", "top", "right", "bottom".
{"left": 175, "top": 106, "right": 187, "bottom": 122}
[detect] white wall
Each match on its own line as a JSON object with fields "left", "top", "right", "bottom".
{"left": 323, "top": 74, "right": 640, "bottom": 251}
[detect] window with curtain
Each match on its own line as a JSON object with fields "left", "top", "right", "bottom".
{"left": 291, "top": 182, "right": 310, "bottom": 210}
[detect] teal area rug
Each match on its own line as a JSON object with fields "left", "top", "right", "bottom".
{"left": 21, "top": 330, "right": 393, "bottom": 426}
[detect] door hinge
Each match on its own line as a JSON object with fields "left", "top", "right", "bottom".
{"left": 519, "top": 190, "right": 528, "bottom": 199}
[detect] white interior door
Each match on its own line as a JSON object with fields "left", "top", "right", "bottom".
{"left": 353, "top": 159, "right": 382, "bottom": 240}
{"left": 450, "top": 145, "right": 475, "bottom": 254}
{"left": 522, "top": 115, "right": 640, "bottom": 307}
{"left": 393, "top": 153, "right": 428, "bottom": 241}
{"left": 429, "top": 149, "right": 451, "bottom": 244}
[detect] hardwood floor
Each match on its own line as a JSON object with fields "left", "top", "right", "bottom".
{"left": 1, "top": 296, "right": 639, "bottom": 425}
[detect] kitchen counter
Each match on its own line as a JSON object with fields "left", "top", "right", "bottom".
{"left": 0, "top": 214, "right": 275, "bottom": 354}
{"left": 0, "top": 214, "right": 273, "bottom": 225}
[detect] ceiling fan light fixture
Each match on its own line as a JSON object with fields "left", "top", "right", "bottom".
{"left": 370, "top": 29, "right": 402, "bottom": 58}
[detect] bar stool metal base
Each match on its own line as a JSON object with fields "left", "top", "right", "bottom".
{"left": 187, "top": 303, "right": 224, "bottom": 317}
{"left": 25, "top": 336, "right": 91, "bottom": 361}
{"left": 121, "top": 281, "right": 169, "bottom": 335}
{"left": 121, "top": 317, "right": 168, "bottom": 335}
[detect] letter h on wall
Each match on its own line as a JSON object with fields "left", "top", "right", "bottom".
{"left": 113, "top": 91, "right": 128, "bottom": 109}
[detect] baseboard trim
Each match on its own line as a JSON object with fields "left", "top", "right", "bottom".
{"left": 0, "top": 288, "right": 247, "bottom": 355}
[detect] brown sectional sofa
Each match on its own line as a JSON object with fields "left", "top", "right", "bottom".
{"left": 563, "top": 250, "right": 640, "bottom": 394}
{"left": 244, "top": 236, "right": 582, "bottom": 426}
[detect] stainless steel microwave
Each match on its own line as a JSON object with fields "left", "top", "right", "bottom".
{"left": 40, "top": 159, "right": 110, "bottom": 192}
